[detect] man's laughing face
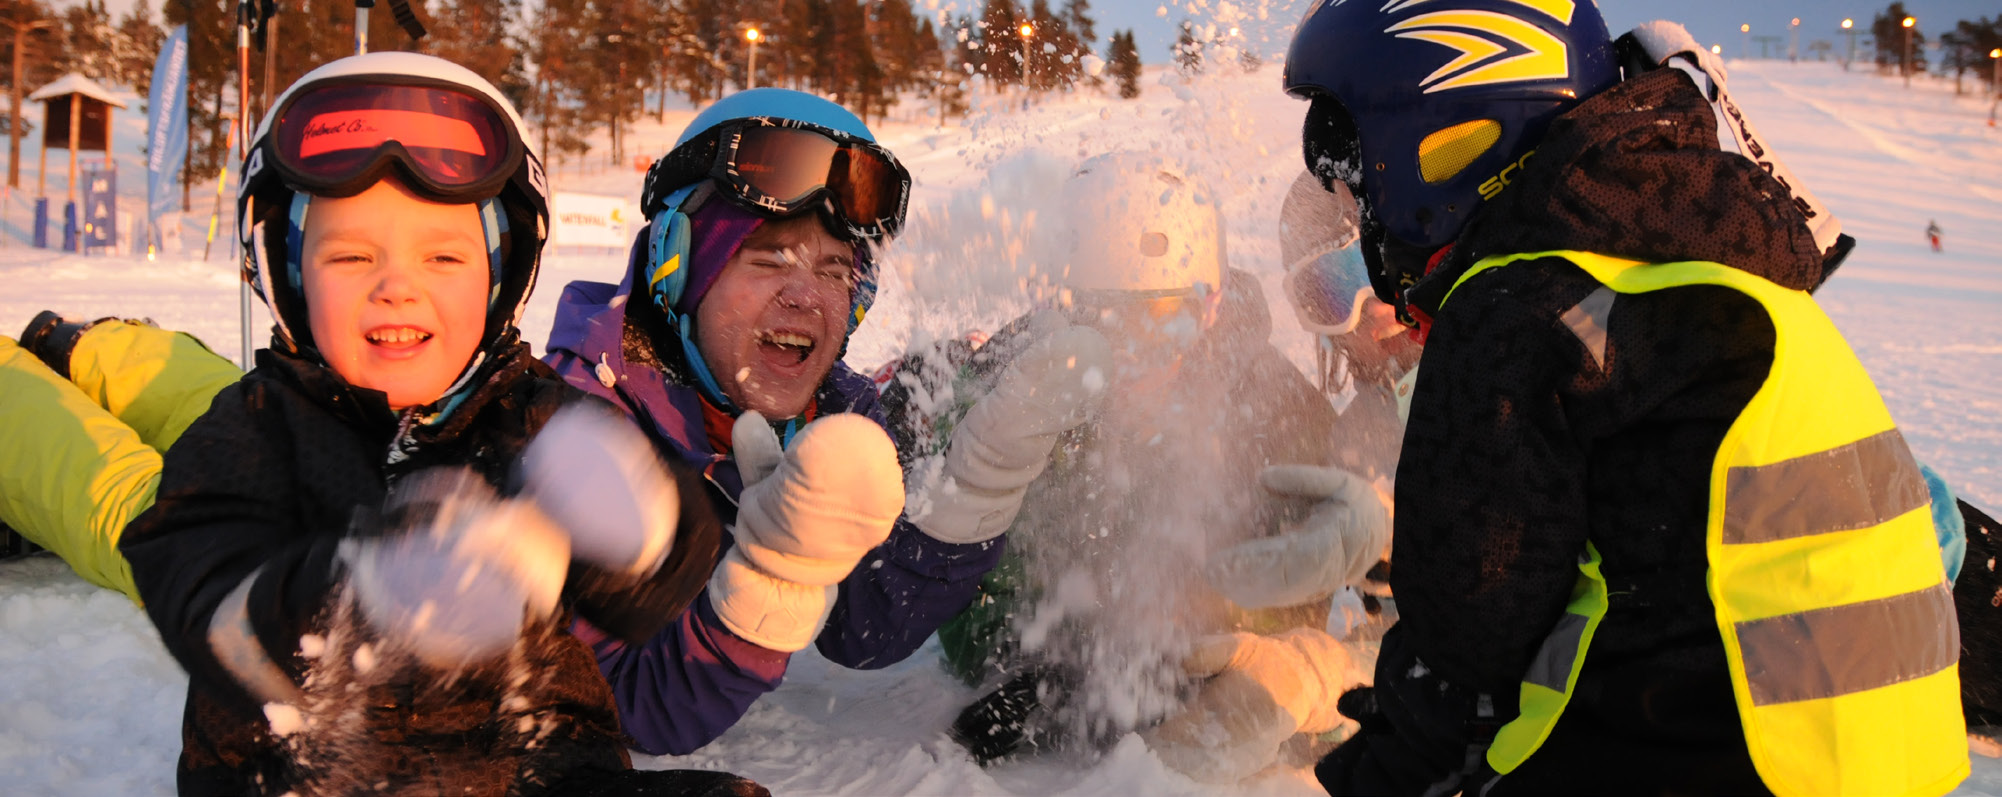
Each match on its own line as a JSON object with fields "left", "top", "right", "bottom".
{"left": 694, "top": 214, "right": 856, "bottom": 419}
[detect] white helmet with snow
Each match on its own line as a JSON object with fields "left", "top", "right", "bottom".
{"left": 1051, "top": 151, "right": 1225, "bottom": 298}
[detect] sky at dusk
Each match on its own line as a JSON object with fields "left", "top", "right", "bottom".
{"left": 55, "top": 0, "right": 2002, "bottom": 76}
{"left": 1078, "top": 0, "right": 2002, "bottom": 66}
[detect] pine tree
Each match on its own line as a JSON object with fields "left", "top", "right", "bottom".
{"left": 1873, "top": 3, "right": 1927, "bottom": 76}
{"left": 422, "top": 0, "right": 526, "bottom": 107}
{"left": 1108, "top": 28, "right": 1140, "bottom": 99}
{"left": 116, "top": 0, "right": 165, "bottom": 95}
{"left": 1174, "top": 20, "right": 1201, "bottom": 73}
{"left": 1, "top": 0, "right": 61, "bottom": 187}
{"left": 1026, "top": 0, "right": 1059, "bottom": 91}
{"left": 979, "top": 0, "right": 1020, "bottom": 87}
{"left": 872, "top": 0, "right": 925, "bottom": 95}
{"left": 1061, "top": 0, "right": 1096, "bottom": 87}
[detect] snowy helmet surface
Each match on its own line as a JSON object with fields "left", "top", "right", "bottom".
{"left": 1283, "top": 0, "right": 1616, "bottom": 300}
{"left": 1052, "top": 152, "right": 1225, "bottom": 297}
{"left": 236, "top": 51, "right": 549, "bottom": 358}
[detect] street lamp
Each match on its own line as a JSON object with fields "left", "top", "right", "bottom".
{"left": 1711, "top": 44, "right": 1722, "bottom": 55}
{"left": 1989, "top": 48, "right": 2001, "bottom": 126}
{"left": 744, "top": 26, "right": 760, "bottom": 90}
{"left": 1018, "top": 22, "right": 1033, "bottom": 91}
{"left": 1741, "top": 23, "right": 1750, "bottom": 60}
{"left": 1841, "top": 18, "right": 1856, "bottom": 71}
{"left": 1789, "top": 18, "right": 1800, "bottom": 62}
{"left": 1902, "top": 16, "right": 1916, "bottom": 87}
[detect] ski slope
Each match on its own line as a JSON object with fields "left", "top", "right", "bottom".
{"left": 2, "top": 58, "right": 2000, "bottom": 795}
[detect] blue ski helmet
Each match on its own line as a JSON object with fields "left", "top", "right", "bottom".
{"left": 1283, "top": 0, "right": 1617, "bottom": 303}
{"left": 631, "top": 89, "right": 902, "bottom": 411}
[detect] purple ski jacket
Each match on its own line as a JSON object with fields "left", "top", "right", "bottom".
{"left": 542, "top": 266, "right": 1005, "bottom": 756}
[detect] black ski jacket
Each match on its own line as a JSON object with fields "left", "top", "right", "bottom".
{"left": 120, "top": 343, "right": 720, "bottom": 796}
{"left": 1328, "top": 65, "right": 1851, "bottom": 796}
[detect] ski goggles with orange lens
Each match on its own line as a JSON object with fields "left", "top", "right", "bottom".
{"left": 1283, "top": 243, "right": 1373, "bottom": 335}
{"left": 651, "top": 117, "right": 911, "bottom": 241}
{"left": 263, "top": 80, "right": 526, "bottom": 203}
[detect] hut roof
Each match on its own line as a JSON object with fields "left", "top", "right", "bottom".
{"left": 27, "top": 74, "right": 129, "bottom": 109}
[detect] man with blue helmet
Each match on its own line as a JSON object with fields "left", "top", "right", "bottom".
{"left": 1285, "top": 4, "right": 1964, "bottom": 795}
{"left": 542, "top": 88, "right": 1068, "bottom": 755}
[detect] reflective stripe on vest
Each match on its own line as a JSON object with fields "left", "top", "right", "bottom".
{"left": 1487, "top": 543, "right": 1607, "bottom": 774}
{"left": 1440, "top": 251, "right": 1966, "bottom": 797}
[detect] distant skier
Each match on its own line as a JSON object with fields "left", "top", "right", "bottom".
{"left": 1286, "top": 5, "right": 1966, "bottom": 795}
{"left": 1929, "top": 219, "right": 1944, "bottom": 251}
{"left": 882, "top": 152, "right": 1388, "bottom": 780}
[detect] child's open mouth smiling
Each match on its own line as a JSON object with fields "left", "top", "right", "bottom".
{"left": 365, "top": 325, "right": 435, "bottom": 358}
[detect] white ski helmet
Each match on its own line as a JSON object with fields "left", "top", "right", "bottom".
{"left": 1051, "top": 152, "right": 1225, "bottom": 298}
{"left": 236, "top": 51, "right": 549, "bottom": 360}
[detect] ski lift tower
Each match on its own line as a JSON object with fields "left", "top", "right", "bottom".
{"left": 28, "top": 73, "right": 126, "bottom": 251}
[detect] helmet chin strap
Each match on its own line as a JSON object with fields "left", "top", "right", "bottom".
{"left": 644, "top": 182, "right": 740, "bottom": 414}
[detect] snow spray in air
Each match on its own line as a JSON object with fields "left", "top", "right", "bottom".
{"left": 875, "top": 10, "right": 1357, "bottom": 755}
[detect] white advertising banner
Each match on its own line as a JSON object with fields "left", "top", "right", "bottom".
{"left": 551, "top": 192, "right": 635, "bottom": 249}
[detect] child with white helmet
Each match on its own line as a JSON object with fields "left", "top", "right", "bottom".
{"left": 874, "top": 151, "right": 1384, "bottom": 779}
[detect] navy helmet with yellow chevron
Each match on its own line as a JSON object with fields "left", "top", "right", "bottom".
{"left": 1283, "top": 0, "right": 1617, "bottom": 310}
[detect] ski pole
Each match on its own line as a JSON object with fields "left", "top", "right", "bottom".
{"left": 237, "top": 0, "right": 254, "bottom": 369}
{"left": 259, "top": 1, "right": 279, "bottom": 114}
{"left": 355, "top": 0, "right": 372, "bottom": 54}
{"left": 201, "top": 115, "right": 234, "bottom": 261}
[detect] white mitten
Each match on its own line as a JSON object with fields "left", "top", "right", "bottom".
{"left": 1206, "top": 465, "right": 1390, "bottom": 610}
{"left": 707, "top": 413, "right": 905, "bottom": 651}
{"left": 339, "top": 468, "right": 572, "bottom": 669}
{"left": 1632, "top": 19, "right": 1844, "bottom": 258}
{"left": 1630, "top": 20, "right": 1726, "bottom": 85}
{"left": 913, "top": 320, "right": 1111, "bottom": 544}
{"left": 518, "top": 403, "right": 679, "bottom": 577}
{"left": 1145, "top": 628, "right": 1354, "bottom": 783}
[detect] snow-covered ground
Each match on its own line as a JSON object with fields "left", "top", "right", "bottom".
{"left": 2, "top": 56, "right": 1999, "bottom": 795}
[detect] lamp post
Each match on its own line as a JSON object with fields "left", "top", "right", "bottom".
{"left": 1841, "top": 18, "right": 1856, "bottom": 71}
{"left": 1789, "top": 18, "right": 1800, "bottom": 62}
{"left": 1018, "top": 22, "right": 1033, "bottom": 92}
{"left": 744, "top": 26, "right": 760, "bottom": 90}
{"left": 1902, "top": 16, "right": 1916, "bottom": 87}
{"left": 1990, "top": 48, "right": 2000, "bottom": 127}
{"left": 1741, "top": 23, "right": 1750, "bottom": 60}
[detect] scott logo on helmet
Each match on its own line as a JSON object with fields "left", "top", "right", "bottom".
{"left": 1384, "top": 0, "right": 1576, "bottom": 94}
{"left": 1477, "top": 148, "right": 1535, "bottom": 200}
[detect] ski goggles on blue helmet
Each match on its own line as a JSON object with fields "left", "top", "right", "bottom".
{"left": 645, "top": 115, "right": 910, "bottom": 242}
{"left": 1283, "top": 242, "right": 1373, "bottom": 336}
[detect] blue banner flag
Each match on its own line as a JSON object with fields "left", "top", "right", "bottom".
{"left": 82, "top": 169, "right": 117, "bottom": 250}
{"left": 145, "top": 25, "right": 189, "bottom": 253}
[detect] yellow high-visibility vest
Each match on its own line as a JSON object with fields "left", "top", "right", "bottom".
{"left": 1438, "top": 250, "right": 1966, "bottom": 797}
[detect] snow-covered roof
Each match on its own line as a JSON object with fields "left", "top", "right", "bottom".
{"left": 27, "top": 73, "right": 128, "bottom": 108}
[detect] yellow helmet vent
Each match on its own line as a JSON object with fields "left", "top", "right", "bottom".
{"left": 1418, "top": 119, "right": 1501, "bottom": 184}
